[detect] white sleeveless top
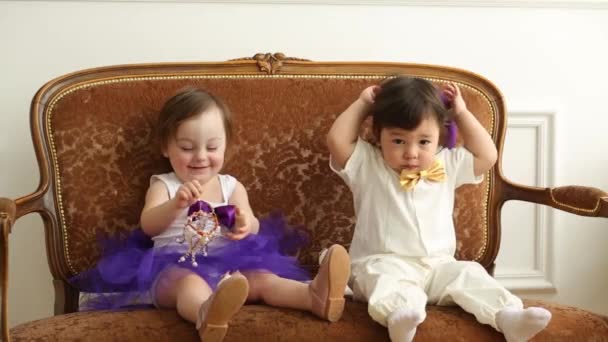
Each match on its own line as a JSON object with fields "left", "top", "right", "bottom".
{"left": 149, "top": 172, "right": 237, "bottom": 248}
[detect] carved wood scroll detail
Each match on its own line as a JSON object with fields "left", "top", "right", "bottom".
{"left": 230, "top": 52, "right": 311, "bottom": 74}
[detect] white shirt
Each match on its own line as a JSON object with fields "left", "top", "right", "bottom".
{"left": 330, "top": 139, "right": 482, "bottom": 263}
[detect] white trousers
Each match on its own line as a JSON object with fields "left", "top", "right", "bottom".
{"left": 350, "top": 254, "right": 522, "bottom": 329}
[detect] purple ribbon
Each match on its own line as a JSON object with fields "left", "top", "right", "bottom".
{"left": 445, "top": 120, "right": 457, "bottom": 149}
{"left": 187, "top": 200, "right": 236, "bottom": 229}
{"left": 439, "top": 91, "right": 457, "bottom": 149}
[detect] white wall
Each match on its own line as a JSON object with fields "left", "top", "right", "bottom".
{"left": 1, "top": 0, "right": 607, "bottom": 328}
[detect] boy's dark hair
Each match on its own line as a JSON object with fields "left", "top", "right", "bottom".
{"left": 371, "top": 76, "right": 448, "bottom": 142}
{"left": 156, "top": 87, "right": 232, "bottom": 150}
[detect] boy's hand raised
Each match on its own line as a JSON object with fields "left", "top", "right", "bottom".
{"left": 442, "top": 83, "right": 468, "bottom": 118}
{"left": 359, "top": 85, "right": 381, "bottom": 105}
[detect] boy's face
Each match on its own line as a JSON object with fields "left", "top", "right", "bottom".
{"left": 163, "top": 107, "right": 227, "bottom": 184}
{"left": 379, "top": 117, "right": 440, "bottom": 174}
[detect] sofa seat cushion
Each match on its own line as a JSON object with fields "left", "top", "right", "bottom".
{"left": 10, "top": 300, "right": 608, "bottom": 341}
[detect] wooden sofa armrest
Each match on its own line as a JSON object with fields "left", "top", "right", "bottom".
{"left": 1, "top": 197, "right": 17, "bottom": 342}
{"left": 500, "top": 181, "right": 608, "bottom": 217}
{"left": 1, "top": 191, "right": 44, "bottom": 342}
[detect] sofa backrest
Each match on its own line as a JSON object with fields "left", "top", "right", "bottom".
{"left": 25, "top": 53, "right": 505, "bottom": 281}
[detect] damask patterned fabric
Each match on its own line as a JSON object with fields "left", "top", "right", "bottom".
{"left": 10, "top": 300, "right": 608, "bottom": 341}
{"left": 48, "top": 77, "right": 490, "bottom": 274}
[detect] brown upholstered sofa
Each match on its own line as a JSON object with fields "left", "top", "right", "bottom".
{"left": 2, "top": 53, "right": 608, "bottom": 341}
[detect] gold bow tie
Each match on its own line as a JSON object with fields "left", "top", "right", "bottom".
{"left": 399, "top": 159, "right": 446, "bottom": 191}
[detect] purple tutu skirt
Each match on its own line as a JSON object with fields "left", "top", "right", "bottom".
{"left": 71, "top": 214, "right": 311, "bottom": 310}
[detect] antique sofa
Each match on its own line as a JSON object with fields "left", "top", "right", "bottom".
{"left": 2, "top": 53, "right": 608, "bottom": 341}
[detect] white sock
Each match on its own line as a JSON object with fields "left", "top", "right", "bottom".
{"left": 387, "top": 308, "right": 425, "bottom": 342}
{"left": 496, "top": 306, "right": 552, "bottom": 342}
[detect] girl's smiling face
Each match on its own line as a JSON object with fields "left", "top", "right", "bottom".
{"left": 163, "top": 107, "right": 227, "bottom": 184}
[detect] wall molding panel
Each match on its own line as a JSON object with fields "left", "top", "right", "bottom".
{"left": 495, "top": 110, "right": 557, "bottom": 291}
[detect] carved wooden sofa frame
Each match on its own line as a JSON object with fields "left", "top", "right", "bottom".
{"left": 2, "top": 53, "right": 607, "bottom": 341}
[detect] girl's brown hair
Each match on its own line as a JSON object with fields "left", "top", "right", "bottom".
{"left": 156, "top": 87, "right": 232, "bottom": 150}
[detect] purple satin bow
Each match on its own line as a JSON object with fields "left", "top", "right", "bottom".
{"left": 445, "top": 120, "right": 457, "bottom": 149}
{"left": 439, "top": 91, "right": 457, "bottom": 149}
{"left": 187, "top": 200, "right": 236, "bottom": 229}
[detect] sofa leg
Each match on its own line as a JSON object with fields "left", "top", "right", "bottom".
{"left": 53, "top": 279, "right": 79, "bottom": 314}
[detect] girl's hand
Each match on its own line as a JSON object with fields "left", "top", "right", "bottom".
{"left": 359, "top": 85, "right": 381, "bottom": 105}
{"left": 174, "top": 180, "right": 204, "bottom": 209}
{"left": 442, "top": 83, "right": 468, "bottom": 118}
{"left": 225, "top": 207, "right": 251, "bottom": 240}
